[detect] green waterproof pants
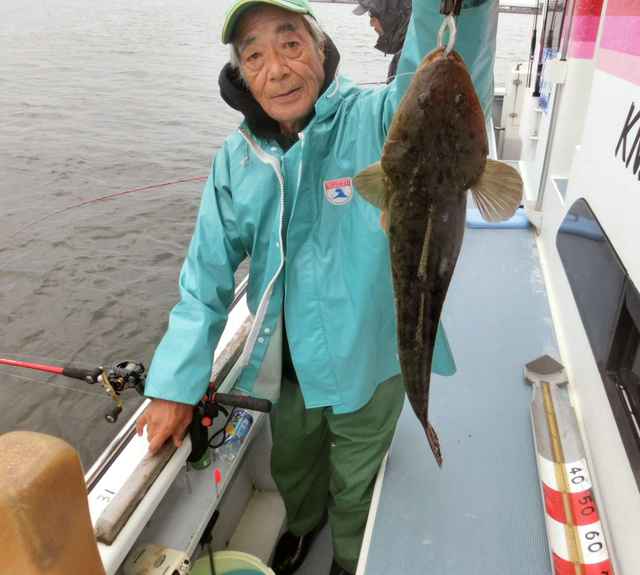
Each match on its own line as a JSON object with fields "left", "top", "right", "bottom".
{"left": 270, "top": 374, "right": 405, "bottom": 573}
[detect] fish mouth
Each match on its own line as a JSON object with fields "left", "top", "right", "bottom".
{"left": 416, "top": 46, "right": 467, "bottom": 73}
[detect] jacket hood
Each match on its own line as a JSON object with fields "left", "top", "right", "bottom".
{"left": 218, "top": 33, "right": 341, "bottom": 148}
{"left": 356, "top": 0, "right": 411, "bottom": 56}
{"left": 373, "top": 6, "right": 411, "bottom": 56}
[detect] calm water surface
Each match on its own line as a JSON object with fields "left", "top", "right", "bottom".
{"left": 0, "top": 0, "right": 536, "bottom": 468}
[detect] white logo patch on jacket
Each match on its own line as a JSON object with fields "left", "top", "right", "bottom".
{"left": 323, "top": 177, "right": 353, "bottom": 205}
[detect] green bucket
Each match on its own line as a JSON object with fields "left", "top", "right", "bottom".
{"left": 191, "top": 550, "right": 275, "bottom": 575}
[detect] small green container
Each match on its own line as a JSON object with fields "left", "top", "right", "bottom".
{"left": 191, "top": 447, "right": 212, "bottom": 470}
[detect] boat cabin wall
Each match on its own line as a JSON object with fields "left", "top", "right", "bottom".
{"left": 518, "top": 1, "right": 640, "bottom": 573}
{"left": 518, "top": 0, "right": 605, "bottom": 206}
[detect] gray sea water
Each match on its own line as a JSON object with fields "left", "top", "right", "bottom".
{"left": 0, "top": 0, "right": 537, "bottom": 469}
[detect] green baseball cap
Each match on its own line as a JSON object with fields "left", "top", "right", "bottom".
{"left": 221, "top": 0, "right": 316, "bottom": 44}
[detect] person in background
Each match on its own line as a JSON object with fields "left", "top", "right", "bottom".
{"left": 353, "top": 0, "right": 412, "bottom": 82}
{"left": 135, "top": 1, "right": 499, "bottom": 574}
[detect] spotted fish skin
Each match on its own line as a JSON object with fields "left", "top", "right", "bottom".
{"left": 355, "top": 47, "right": 522, "bottom": 467}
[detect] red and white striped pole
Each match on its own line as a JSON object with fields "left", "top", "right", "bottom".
{"left": 525, "top": 355, "right": 614, "bottom": 575}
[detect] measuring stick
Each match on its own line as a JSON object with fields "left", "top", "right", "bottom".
{"left": 524, "top": 355, "right": 614, "bottom": 575}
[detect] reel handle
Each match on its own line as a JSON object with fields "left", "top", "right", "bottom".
{"left": 104, "top": 405, "right": 123, "bottom": 423}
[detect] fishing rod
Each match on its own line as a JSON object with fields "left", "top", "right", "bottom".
{"left": 0, "top": 357, "right": 146, "bottom": 423}
{"left": 527, "top": 1, "right": 541, "bottom": 88}
{"left": 533, "top": 0, "right": 553, "bottom": 96}
{"left": 6, "top": 176, "right": 208, "bottom": 241}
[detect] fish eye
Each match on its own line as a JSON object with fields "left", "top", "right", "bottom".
{"left": 417, "top": 90, "right": 430, "bottom": 108}
{"left": 455, "top": 93, "right": 467, "bottom": 108}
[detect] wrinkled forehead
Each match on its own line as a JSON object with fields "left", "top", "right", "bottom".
{"left": 234, "top": 4, "right": 308, "bottom": 48}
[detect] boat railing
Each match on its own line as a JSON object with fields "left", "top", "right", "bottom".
{"left": 84, "top": 274, "right": 250, "bottom": 491}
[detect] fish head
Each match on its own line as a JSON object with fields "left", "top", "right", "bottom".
{"left": 381, "top": 47, "right": 488, "bottom": 191}
{"left": 355, "top": 47, "right": 520, "bottom": 228}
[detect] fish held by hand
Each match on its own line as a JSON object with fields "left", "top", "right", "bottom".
{"left": 354, "top": 47, "right": 523, "bottom": 467}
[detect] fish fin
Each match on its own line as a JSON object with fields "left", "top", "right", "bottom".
{"left": 470, "top": 159, "right": 523, "bottom": 222}
{"left": 379, "top": 210, "right": 390, "bottom": 237}
{"left": 353, "top": 161, "right": 395, "bottom": 210}
{"left": 426, "top": 422, "right": 443, "bottom": 468}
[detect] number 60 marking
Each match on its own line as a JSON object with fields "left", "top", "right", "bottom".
{"left": 584, "top": 530, "right": 603, "bottom": 553}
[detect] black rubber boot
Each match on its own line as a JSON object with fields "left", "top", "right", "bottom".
{"left": 271, "top": 510, "right": 328, "bottom": 575}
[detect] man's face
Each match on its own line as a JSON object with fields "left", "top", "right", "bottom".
{"left": 369, "top": 12, "right": 384, "bottom": 36}
{"left": 235, "top": 5, "right": 325, "bottom": 136}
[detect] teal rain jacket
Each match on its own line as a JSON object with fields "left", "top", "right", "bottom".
{"left": 144, "top": 0, "right": 498, "bottom": 412}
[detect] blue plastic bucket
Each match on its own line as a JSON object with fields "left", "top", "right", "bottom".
{"left": 191, "top": 550, "right": 275, "bottom": 575}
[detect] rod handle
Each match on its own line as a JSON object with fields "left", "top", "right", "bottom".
{"left": 213, "top": 393, "right": 272, "bottom": 413}
{"left": 61, "top": 366, "right": 103, "bottom": 384}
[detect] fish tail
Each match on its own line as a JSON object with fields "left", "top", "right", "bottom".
{"left": 426, "top": 422, "right": 443, "bottom": 468}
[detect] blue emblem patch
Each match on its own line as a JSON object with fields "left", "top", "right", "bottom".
{"left": 323, "top": 177, "right": 353, "bottom": 205}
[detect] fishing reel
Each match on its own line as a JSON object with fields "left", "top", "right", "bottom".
{"left": 0, "top": 356, "right": 146, "bottom": 424}
{"left": 63, "top": 359, "right": 146, "bottom": 423}
{"left": 105, "top": 360, "right": 146, "bottom": 395}
{"left": 95, "top": 361, "right": 146, "bottom": 423}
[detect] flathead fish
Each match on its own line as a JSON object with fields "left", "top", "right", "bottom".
{"left": 354, "top": 47, "right": 522, "bottom": 467}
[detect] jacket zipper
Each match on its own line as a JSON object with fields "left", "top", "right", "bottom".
{"left": 236, "top": 128, "right": 286, "bottom": 367}
{"left": 296, "top": 132, "right": 305, "bottom": 191}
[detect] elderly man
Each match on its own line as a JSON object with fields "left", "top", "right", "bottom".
{"left": 136, "top": 1, "right": 498, "bottom": 574}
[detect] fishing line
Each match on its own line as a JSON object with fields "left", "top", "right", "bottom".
{"left": 0, "top": 351, "right": 97, "bottom": 368}
{"left": 356, "top": 72, "right": 414, "bottom": 87}
{"left": 0, "top": 370, "right": 113, "bottom": 400}
{"left": 6, "top": 176, "right": 208, "bottom": 241}
{"left": 379, "top": 71, "right": 415, "bottom": 83}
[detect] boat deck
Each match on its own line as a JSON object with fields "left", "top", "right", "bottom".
{"left": 106, "top": 216, "right": 558, "bottom": 575}
{"left": 291, "top": 214, "right": 558, "bottom": 574}
{"left": 293, "top": 216, "right": 558, "bottom": 574}
{"left": 357, "top": 218, "right": 557, "bottom": 573}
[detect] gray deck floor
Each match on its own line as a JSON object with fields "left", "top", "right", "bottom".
{"left": 362, "top": 222, "right": 557, "bottom": 574}
{"left": 293, "top": 220, "right": 557, "bottom": 575}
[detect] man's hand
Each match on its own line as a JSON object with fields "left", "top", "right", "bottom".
{"left": 136, "top": 399, "right": 194, "bottom": 454}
